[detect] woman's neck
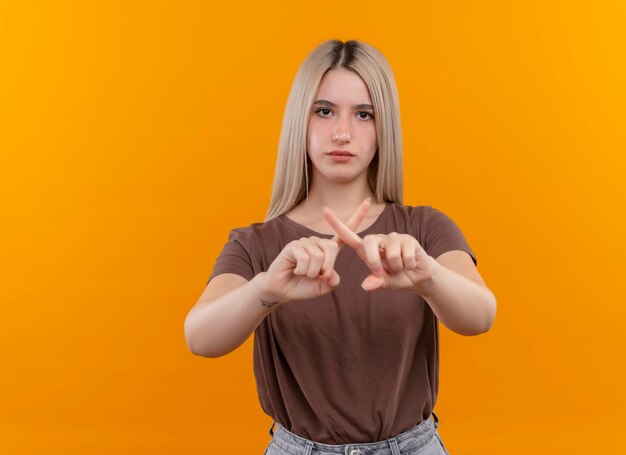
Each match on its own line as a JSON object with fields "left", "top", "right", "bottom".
{"left": 285, "top": 179, "right": 386, "bottom": 233}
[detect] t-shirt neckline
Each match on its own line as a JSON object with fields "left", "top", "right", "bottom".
{"left": 278, "top": 202, "right": 393, "bottom": 238}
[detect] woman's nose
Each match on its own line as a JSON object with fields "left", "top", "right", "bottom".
{"left": 332, "top": 117, "right": 351, "bottom": 142}
{"left": 332, "top": 130, "right": 350, "bottom": 142}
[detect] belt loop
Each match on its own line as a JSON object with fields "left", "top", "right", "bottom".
{"left": 269, "top": 420, "right": 276, "bottom": 436}
{"left": 432, "top": 411, "right": 439, "bottom": 429}
{"left": 388, "top": 437, "right": 401, "bottom": 455}
{"left": 303, "top": 440, "right": 314, "bottom": 455}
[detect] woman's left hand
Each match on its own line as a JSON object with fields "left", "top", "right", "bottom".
{"left": 323, "top": 206, "right": 437, "bottom": 292}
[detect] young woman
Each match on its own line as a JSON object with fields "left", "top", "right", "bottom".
{"left": 185, "top": 39, "right": 496, "bottom": 455}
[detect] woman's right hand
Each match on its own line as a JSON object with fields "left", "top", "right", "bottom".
{"left": 261, "top": 198, "right": 372, "bottom": 305}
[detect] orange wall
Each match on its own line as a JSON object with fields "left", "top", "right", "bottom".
{"left": 1, "top": 1, "right": 625, "bottom": 453}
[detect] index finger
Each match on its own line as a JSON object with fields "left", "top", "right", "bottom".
{"left": 324, "top": 205, "right": 367, "bottom": 252}
{"left": 330, "top": 197, "right": 371, "bottom": 250}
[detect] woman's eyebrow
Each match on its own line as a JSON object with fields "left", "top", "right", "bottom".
{"left": 313, "top": 99, "right": 374, "bottom": 110}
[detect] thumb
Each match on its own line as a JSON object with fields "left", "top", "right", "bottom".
{"left": 323, "top": 268, "right": 341, "bottom": 288}
{"left": 361, "top": 274, "right": 385, "bottom": 291}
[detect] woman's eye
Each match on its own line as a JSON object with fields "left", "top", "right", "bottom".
{"left": 315, "top": 108, "right": 374, "bottom": 120}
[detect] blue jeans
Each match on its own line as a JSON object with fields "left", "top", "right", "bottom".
{"left": 264, "top": 412, "right": 450, "bottom": 455}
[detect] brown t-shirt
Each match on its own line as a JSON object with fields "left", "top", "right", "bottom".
{"left": 207, "top": 202, "right": 477, "bottom": 444}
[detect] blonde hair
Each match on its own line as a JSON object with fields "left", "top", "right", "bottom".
{"left": 265, "top": 39, "right": 403, "bottom": 221}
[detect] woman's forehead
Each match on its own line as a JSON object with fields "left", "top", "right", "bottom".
{"left": 315, "top": 69, "right": 371, "bottom": 103}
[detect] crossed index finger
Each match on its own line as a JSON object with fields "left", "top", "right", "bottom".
{"left": 324, "top": 208, "right": 364, "bottom": 251}
{"left": 329, "top": 197, "right": 371, "bottom": 250}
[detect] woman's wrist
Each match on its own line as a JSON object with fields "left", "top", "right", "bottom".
{"left": 255, "top": 272, "right": 288, "bottom": 311}
{"left": 411, "top": 256, "right": 442, "bottom": 298}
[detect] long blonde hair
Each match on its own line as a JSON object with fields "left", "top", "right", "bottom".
{"left": 265, "top": 39, "right": 403, "bottom": 221}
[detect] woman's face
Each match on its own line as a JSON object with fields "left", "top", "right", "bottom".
{"left": 307, "top": 68, "right": 377, "bottom": 184}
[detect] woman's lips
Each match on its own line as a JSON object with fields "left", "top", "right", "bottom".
{"left": 328, "top": 151, "right": 353, "bottom": 156}
{"left": 328, "top": 154, "right": 353, "bottom": 162}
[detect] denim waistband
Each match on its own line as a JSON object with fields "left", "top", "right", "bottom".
{"left": 268, "top": 413, "right": 440, "bottom": 455}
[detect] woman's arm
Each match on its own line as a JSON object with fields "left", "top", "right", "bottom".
{"left": 184, "top": 272, "right": 282, "bottom": 358}
{"left": 414, "top": 251, "right": 497, "bottom": 336}
{"left": 187, "top": 199, "right": 371, "bottom": 358}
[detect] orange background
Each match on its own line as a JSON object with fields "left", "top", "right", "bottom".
{"left": 2, "top": 1, "right": 625, "bottom": 453}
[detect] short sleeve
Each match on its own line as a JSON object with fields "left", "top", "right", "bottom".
{"left": 420, "top": 206, "right": 478, "bottom": 266}
{"left": 206, "top": 227, "right": 255, "bottom": 285}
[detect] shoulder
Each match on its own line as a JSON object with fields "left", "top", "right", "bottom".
{"left": 397, "top": 203, "right": 456, "bottom": 226}
{"left": 400, "top": 203, "right": 442, "bottom": 214}
{"left": 401, "top": 204, "right": 477, "bottom": 265}
{"left": 388, "top": 202, "right": 436, "bottom": 225}
{"left": 224, "top": 215, "right": 290, "bottom": 245}
{"left": 392, "top": 202, "right": 470, "bottom": 240}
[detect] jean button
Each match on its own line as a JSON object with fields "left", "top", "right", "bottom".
{"left": 349, "top": 450, "right": 361, "bottom": 455}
